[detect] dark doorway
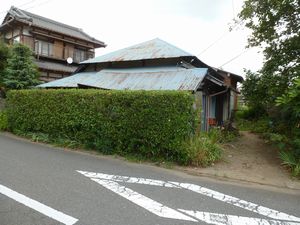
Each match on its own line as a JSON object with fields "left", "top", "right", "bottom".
{"left": 215, "top": 94, "right": 224, "bottom": 126}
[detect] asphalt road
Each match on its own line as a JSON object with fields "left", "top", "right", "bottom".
{"left": 0, "top": 133, "right": 300, "bottom": 225}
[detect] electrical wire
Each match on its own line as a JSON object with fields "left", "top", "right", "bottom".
{"left": 0, "top": 0, "right": 36, "bottom": 15}
{"left": 218, "top": 49, "right": 249, "bottom": 68}
{"left": 196, "top": 19, "right": 243, "bottom": 57}
{"left": 24, "top": 0, "right": 54, "bottom": 11}
{"left": 197, "top": 31, "right": 230, "bottom": 56}
{"left": 0, "top": 0, "right": 54, "bottom": 16}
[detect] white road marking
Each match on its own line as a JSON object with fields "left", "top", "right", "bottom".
{"left": 179, "top": 209, "right": 300, "bottom": 225}
{"left": 77, "top": 170, "right": 181, "bottom": 188}
{"left": 0, "top": 184, "right": 78, "bottom": 225}
{"left": 171, "top": 182, "right": 300, "bottom": 222}
{"left": 78, "top": 170, "right": 300, "bottom": 224}
{"left": 91, "top": 178, "right": 197, "bottom": 222}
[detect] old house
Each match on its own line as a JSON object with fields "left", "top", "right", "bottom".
{"left": 38, "top": 38, "right": 243, "bottom": 131}
{"left": 0, "top": 6, "right": 106, "bottom": 82}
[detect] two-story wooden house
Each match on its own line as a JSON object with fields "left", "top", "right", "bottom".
{"left": 0, "top": 6, "right": 106, "bottom": 82}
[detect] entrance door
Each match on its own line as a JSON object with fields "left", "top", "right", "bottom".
{"left": 215, "top": 94, "right": 224, "bottom": 126}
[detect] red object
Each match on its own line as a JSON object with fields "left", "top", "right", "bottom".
{"left": 208, "top": 118, "right": 217, "bottom": 125}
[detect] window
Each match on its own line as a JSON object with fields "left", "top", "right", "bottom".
{"left": 74, "top": 48, "right": 86, "bottom": 62}
{"left": 35, "top": 40, "right": 53, "bottom": 56}
{"left": 13, "top": 36, "right": 20, "bottom": 43}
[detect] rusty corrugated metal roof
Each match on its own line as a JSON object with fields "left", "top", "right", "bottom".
{"left": 37, "top": 72, "right": 97, "bottom": 88}
{"left": 38, "top": 67, "right": 208, "bottom": 91}
{"left": 82, "top": 38, "right": 193, "bottom": 64}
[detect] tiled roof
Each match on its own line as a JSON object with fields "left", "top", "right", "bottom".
{"left": 34, "top": 60, "right": 78, "bottom": 73}
{"left": 5, "top": 6, "right": 105, "bottom": 46}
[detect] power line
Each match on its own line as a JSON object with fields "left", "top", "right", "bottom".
{"left": 232, "top": 0, "right": 235, "bottom": 19}
{"left": 24, "top": 0, "right": 54, "bottom": 11}
{"left": 0, "top": 0, "right": 36, "bottom": 15}
{"left": 0, "top": 0, "right": 54, "bottom": 17}
{"left": 218, "top": 48, "right": 249, "bottom": 68}
{"left": 196, "top": 19, "right": 243, "bottom": 57}
{"left": 197, "top": 31, "right": 229, "bottom": 56}
{"left": 19, "top": 0, "right": 37, "bottom": 8}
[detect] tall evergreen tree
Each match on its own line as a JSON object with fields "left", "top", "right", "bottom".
{"left": 0, "top": 41, "right": 10, "bottom": 86}
{"left": 3, "top": 43, "right": 41, "bottom": 89}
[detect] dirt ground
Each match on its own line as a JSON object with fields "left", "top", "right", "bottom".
{"left": 180, "top": 131, "right": 300, "bottom": 190}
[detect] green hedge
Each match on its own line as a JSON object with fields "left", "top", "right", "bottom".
{"left": 0, "top": 110, "right": 8, "bottom": 131}
{"left": 7, "top": 89, "right": 197, "bottom": 164}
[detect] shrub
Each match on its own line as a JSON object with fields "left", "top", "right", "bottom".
{"left": 185, "top": 133, "right": 222, "bottom": 167}
{"left": 7, "top": 89, "right": 197, "bottom": 164}
{"left": 279, "top": 150, "right": 300, "bottom": 178}
{"left": 207, "top": 127, "right": 238, "bottom": 144}
{"left": 0, "top": 110, "right": 8, "bottom": 131}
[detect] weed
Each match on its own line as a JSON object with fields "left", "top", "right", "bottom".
{"left": 279, "top": 150, "right": 300, "bottom": 177}
{"left": 185, "top": 133, "right": 222, "bottom": 167}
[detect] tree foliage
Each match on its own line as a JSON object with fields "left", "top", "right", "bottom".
{"left": 239, "top": 0, "right": 300, "bottom": 109}
{"left": 0, "top": 41, "right": 10, "bottom": 87}
{"left": 3, "top": 43, "right": 40, "bottom": 89}
{"left": 239, "top": 1, "right": 300, "bottom": 175}
{"left": 239, "top": 0, "right": 299, "bottom": 77}
{"left": 276, "top": 77, "right": 300, "bottom": 131}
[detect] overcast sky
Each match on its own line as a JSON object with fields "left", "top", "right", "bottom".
{"left": 0, "top": 0, "right": 264, "bottom": 77}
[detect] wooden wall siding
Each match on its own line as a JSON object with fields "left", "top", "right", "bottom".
{"left": 53, "top": 40, "right": 64, "bottom": 59}
{"left": 224, "top": 76, "right": 231, "bottom": 87}
{"left": 13, "top": 28, "right": 20, "bottom": 36}
{"left": 231, "top": 80, "right": 237, "bottom": 89}
{"left": 64, "top": 44, "right": 74, "bottom": 59}
{"left": 39, "top": 70, "right": 69, "bottom": 82}
{"left": 22, "top": 36, "right": 34, "bottom": 50}
{"left": 4, "top": 30, "right": 13, "bottom": 39}
{"left": 87, "top": 51, "right": 94, "bottom": 59}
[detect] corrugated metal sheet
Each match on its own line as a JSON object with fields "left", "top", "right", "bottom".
{"left": 38, "top": 67, "right": 208, "bottom": 91}
{"left": 82, "top": 38, "right": 193, "bottom": 64}
{"left": 35, "top": 60, "right": 78, "bottom": 73}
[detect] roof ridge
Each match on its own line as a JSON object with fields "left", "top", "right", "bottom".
{"left": 153, "top": 38, "right": 192, "bottom": 55}
{"left": 17, "top": 7, "right": 83, "bottom": 32}
{"left": 7, "top": 6, "right": 104, "bottom": 45}
{"left": 82, "top": 38, "right": 193, "bottom": 64}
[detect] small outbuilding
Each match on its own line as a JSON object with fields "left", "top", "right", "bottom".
{"left": 39, "top": 38, "right": 243, "bottom": 131}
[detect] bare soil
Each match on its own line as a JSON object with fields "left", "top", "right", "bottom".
{"left": 181, "top": 131, "right": 300, "bottom": 190}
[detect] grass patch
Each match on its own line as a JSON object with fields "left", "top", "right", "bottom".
{"left": 184, "top": 132, "right": 223, "bottom": 167}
